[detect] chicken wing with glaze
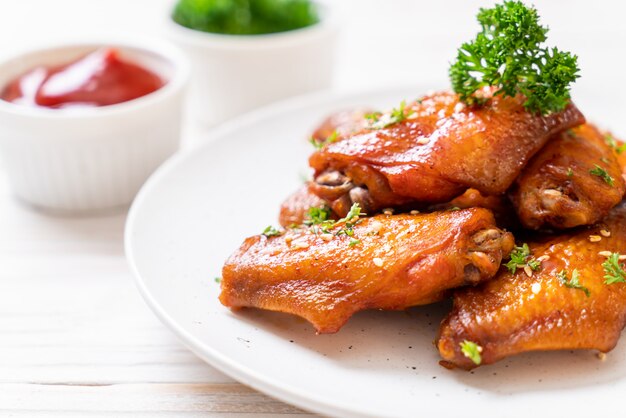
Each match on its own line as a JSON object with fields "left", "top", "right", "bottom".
{"left": 309, "top": 90, "right": 584, "bottom": 216}
{"left": 221, "top": 208, "right": 514, "bottom": 334}
{"left": 437, "top": 202, "right": 626, "bottom": 369}
{"left": 510, "top": 124, "right": 626, "bottom": 230}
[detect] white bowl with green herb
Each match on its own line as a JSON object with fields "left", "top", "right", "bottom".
{"left": 167, "top": 0, "right": 337, "bottom": 126}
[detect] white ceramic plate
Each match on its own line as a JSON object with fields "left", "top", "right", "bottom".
{"left": 126, "top": 86, "right": 626, "bottom": 418}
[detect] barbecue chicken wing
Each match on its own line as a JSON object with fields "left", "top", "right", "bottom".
{"left": 221, "top": 208, "right": 514, "bottom": 334}
{"left": 510, "top": 124, "right": 626, "bottom": 229}
{"left": 437, "top": 202, "right": 626, "bottom": 369}
{"left": 309, "top": 90, "right": 584, "bottom": 217}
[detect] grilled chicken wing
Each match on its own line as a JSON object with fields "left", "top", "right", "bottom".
{"left": 437, "top": 202, "right": 626, "bottom": 369}
{"left": 221, "top": 208, "right": 514, "bottom": 334}
{"left": 309, "top": 90, "right": 584, "bottom": 216}
{"left": 510, "top": 124, "right": 626, "bottom": 229}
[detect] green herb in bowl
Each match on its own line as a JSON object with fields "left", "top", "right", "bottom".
{"left": 172, "top": 0, "right": 320, "bottom": 35}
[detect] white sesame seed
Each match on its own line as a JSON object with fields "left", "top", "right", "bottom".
{"left": 537, "top": 255, "right": 550, "bottom": 262}
{"left": 416, "top": 138, "right": 429, "bottom": 145}
{"left": 597, "top": 352, "right": 607, "bottom": 361}
{"left": 369, "top": 220, "right": 383, "bottom": 234}
{"left": 543, "top": 189, "right": 562, "bottom": 198}
{"left": 383, "top": 244, "right": 392, "bottom": 252}
{"left": 292, "top": 241, "right": 309, "bottom": 249}
{"left": 589, "top": 235, "right": 602, "bottom": 243}
{"left": 531, "top": 283, "right": 541, "bottom": 294}
{"left": 373, "top": 257, "right": 384, "bottom": 267}
{"left": 320, "top": 233, "right": 333, "bottom": 241}
{"left": 407, "top": 113, "right": 419, "bottom": 119}
{"left": 477, "top": 345, "right": 483, "bottom": 353}
{"left": 600, "top": 229, "right": 611, "bottom": 237}
{"left": 382, "top": 208, "right": 394, "bottom": 215}
{"left": 620, "top": 255, "right": 626, "bottom": 261}
{"left": 410, "top": 210, "right": 420, "bottom": 215}
{"left": 599, "top": 251, "right": 612, "bottom": 258}
{"left": 524, "top": 266, "right": 533, "bottom": 277}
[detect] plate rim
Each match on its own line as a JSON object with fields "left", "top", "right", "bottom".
{"left": 125, "top": 84, "right": 435, "bottom": 418}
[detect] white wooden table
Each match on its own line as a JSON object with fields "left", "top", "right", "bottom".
{"left": 1, "top": 0, "right": 625, "bottom": 416}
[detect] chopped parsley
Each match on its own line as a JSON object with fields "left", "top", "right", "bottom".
{"left": 335, "top": 203, "right": 365, "bottom": 237}
{"left": 566, "top": 167, "right": 574, "bottom": 177}
{"left": 505, "top": 243, "right": 540, "bottom": 274}
{"left": 349, "top": 238, "right": 361, "bottom": 247}
{"left": 368, "top": 100, "right": 415, "bottom": 129}
{"left": 304, "top": 205, "right": 332, "bottom": 225}
{"left": 603, "top": 253, "right": 626, "bottom": 284}
{"left": 214, "top": 277, "right": 222, "bottom": 284}
{"left": 305, "top": 203, "right": 365, "bottom": 241}
{"left": 605, "top": 134, "right": 626, "bottom": 155}
{"left": 262, "top": 225, "right": 282, "bottom": 237}
{"left": 364, "top": 111, "right": 382, "bottom": 124}
{"left": 449, "top": 1, "right": 579, "bottom": 114}
{"left": 589, "top": 165, "right": 615, "bottom": 186}
{"left": 309, "top": 131, "right": 339, "bottom": 150}
{"left": 557, "top": 269, "right": 590, "bottom": 297}
{"left": 460, "top": 340, "right": 482, "bottom": 365}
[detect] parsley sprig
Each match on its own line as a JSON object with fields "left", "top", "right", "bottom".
{"left": 603, "top": 253, "right": 626, "bottom": 284}
{"left": 449, "top": 1, "right": 580, "bottom": 114}
{"left": 460, "top": 340, "right": 482, "bottom": 365}
{"left": 589, "top": 165, "right": 615, "bottom": 186}
{"left": 505, "top": 243, "right": 540, "bottom": 274}
{"left": 557, "top": 269, "right": 590, "bottom": 297}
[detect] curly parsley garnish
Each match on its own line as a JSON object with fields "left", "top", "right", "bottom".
{"left": 460, "top": 340, "right": 482, "bottom": 365}
{"left": 589, "top": 165, "right": 615, "bottom": 186}
{"left": 262, "top": 225, "right": 282, "bottom": 237}
{"left": 505, "top": 243, "right": 540, "bottom": 274}
{"left": 449, "top": 1, "right": 579, "bottom": 114}
{"left": 603, "top": 253, "right": 626, "bottom": 284}
{"left": 557, "top": 269, "right": 590, "bottom": 297}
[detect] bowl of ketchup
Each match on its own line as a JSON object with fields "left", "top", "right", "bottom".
{"left": 0, "top": 40, "right": 190, "bottom": 213}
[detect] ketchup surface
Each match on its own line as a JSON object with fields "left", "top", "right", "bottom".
{"left": 1, "top": 48, "right": 164, "bottom": 109}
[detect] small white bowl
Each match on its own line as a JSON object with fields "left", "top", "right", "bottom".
{"left": 166, "top": 1, "right": 338, "bottom": 127}
{"left": 0, "top": 39, "right": 190, "bottom": 214}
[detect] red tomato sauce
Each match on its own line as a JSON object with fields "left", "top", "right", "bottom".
{"left": 1, "top": 48, "right": 164, "bottom": 109}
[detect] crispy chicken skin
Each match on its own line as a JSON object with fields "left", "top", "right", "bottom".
{"left": 309, "top": 90, "right": 584, "bottom": 216}
{"left": 311, "top": 108, "right": 373, "bottom": 143}
{"left": 278, "top": 184, "right": 333, "bottom": 227}
{"left": 220, "top": 209, "right": 514, "bottom": 334}
{"left": 510, "top": 124, "right": 626, "bottom": 230}
{"left": 437, "top": 202, "right": 626, "bottom": 370}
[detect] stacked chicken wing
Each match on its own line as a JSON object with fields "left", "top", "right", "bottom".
{"left": 220, "top": 88, "right": 626, "bottom": 369}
